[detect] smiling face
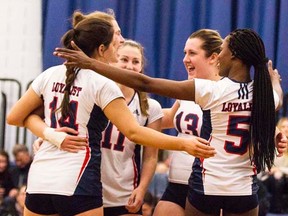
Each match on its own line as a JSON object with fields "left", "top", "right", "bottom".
{"left": 113, "top": 42, "right": 143, "bottom": 73}
{"left": 183, "top": 38, "right": 216, "bottom": 80}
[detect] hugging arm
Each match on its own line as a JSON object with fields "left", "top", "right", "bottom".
{"left": 32, "top": 126, "right": 88, "bottom": 153}
{"left": 6, "top": 87, "right": 59, "bottom": 138}
{"left": 6, "top": 87, "right": 43, "bottom": 128}
{"left": 7, "top": 87, "right": 87, "bottom": 151}
{"left": 103, "top": 97, "right": 215, "bottom": 158}
{"left": 26, "top": 112, "right": 87, "bottom": 152}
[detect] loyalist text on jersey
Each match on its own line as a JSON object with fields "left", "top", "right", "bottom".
{"left": 52, "top": 82, "right": 82, "bottom": 96}
{"left": 221, "top": 102, "right": 252, "bottom": 112}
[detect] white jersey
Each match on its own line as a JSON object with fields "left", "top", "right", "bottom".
{"left": 190, "top": 77, "right": 279, "bottom": 196}
{"left": 27, "top": 65, "right": 123, "bottom": 197}
{"left": 101, "top": 93, "right": 163, "bottom": 207}
{"left": 168, "top": 100, "right": 202, "bottom": 184}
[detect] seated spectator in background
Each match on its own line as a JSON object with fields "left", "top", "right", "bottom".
{"left": 148, "top": 154, "right": 170, "bottom": 201}
{"left": 262, "top": 117, "right": 288, "bottom": 214}
{"left": 0, "top": 150, "right": 17, "bottom": 203}
{"left": 9, "top": 144, "right": 32, "bottom": 188}
{"left": 277, "top": 117, "right": 288, "bottom": 137}
{"left": 142, "top": 191, "right": 156, "bottom": 216}
{"left": 273, "top": 117, "right": 288, "bottom": 173}
{"left": 0, "top": 184, "right": 26, "bottom": 216}
{"left": 155, "top": 151, "right": 171, "bottom": 174}
{"left": 257, "top": 177, "right": 271, "bottom": 216}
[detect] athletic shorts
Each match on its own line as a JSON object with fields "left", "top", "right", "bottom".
{"left": 104, "top": 206, "right": 142, "bottom": 216}
{"left": 187, "top": 190, "right": 258, "bottom": 214}
{"left": 25, "top": 193, "right": 102, "bottom": 216}
{"left": 160, "top": 182, "right": 189, "bottom": 209}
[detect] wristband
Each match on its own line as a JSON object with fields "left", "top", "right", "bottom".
{"left": 43, "top": 127, "right": 67, "bottom": 149}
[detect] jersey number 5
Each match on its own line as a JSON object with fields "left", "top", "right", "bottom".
{"left": 224, "top": 115, "right": 250, "bottom": 155}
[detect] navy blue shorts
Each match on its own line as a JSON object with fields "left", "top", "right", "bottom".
{"left": 160, "top": 182, "right": 189, "bottom": 209}
{"left": 25, "top": 193, "right": 102, "bottom": 216}
{"left": 187, "top": 190, "right": 258, "bottom": 214}
{"left": 104, "top": 206, "right": 142, "bottom": 216}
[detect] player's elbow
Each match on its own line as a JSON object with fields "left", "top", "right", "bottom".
{"left": 6, "top": 113, "right": 23, "bottom": 127}
{"left": 124, "top": 127, "right": 141, "bottom": 144}
{"left": 6, "top": 113, "right": 15, "bottom": 125}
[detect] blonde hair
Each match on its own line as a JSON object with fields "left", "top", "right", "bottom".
{"left": 119, "top": 40, "right": 149, "bottom": 116}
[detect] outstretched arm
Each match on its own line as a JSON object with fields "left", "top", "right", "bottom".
{"left": 54, "top": 42, "right": 196, "bottom": 101}
{"left": 103, "top": 97, "right": 216, "bottom": 158}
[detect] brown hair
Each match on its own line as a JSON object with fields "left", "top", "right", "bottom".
{"left": 59, "top": 17, "right": 114, "bottom": 118}
{"left": 189, "top": 29, "right": 223, "bottom": 57}
{"left": 72, "top": 9, "right": 115, "bottom": 27}
{"left": 12, "top": 144, "right": 29, "bottom": 157}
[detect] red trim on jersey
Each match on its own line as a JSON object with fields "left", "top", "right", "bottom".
{"left": 200, "top": 157, "right": 206, "bottom": 182}
{"left": 76, "top": 146, "right": 91, "bottom": 183}
{"left": 132, "top": 154, "right": 138, "bottom": 188}
{"left": 252, "top": 161, "right": 257, "bottom": 175}
{"left": 201, "top": 136, "right": 212, "bottom": 181}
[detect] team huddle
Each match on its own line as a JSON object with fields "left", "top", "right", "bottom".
{"left": 6, "top": 9, "right": 287, "bottom": 216}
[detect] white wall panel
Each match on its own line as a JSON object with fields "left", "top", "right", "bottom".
{"left": 0, "top": 0, "right": 42, "bottom": 158}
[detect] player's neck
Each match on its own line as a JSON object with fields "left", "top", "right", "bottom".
{"left": 119, "top": 85, "right": 135, "bottom": 104}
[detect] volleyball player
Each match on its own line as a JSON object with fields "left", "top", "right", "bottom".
{"left": 153, "top": 29, "right": 222, "bottom": 216}
{"left": 33, "top": 10, "right": 161, "bottom": 215}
